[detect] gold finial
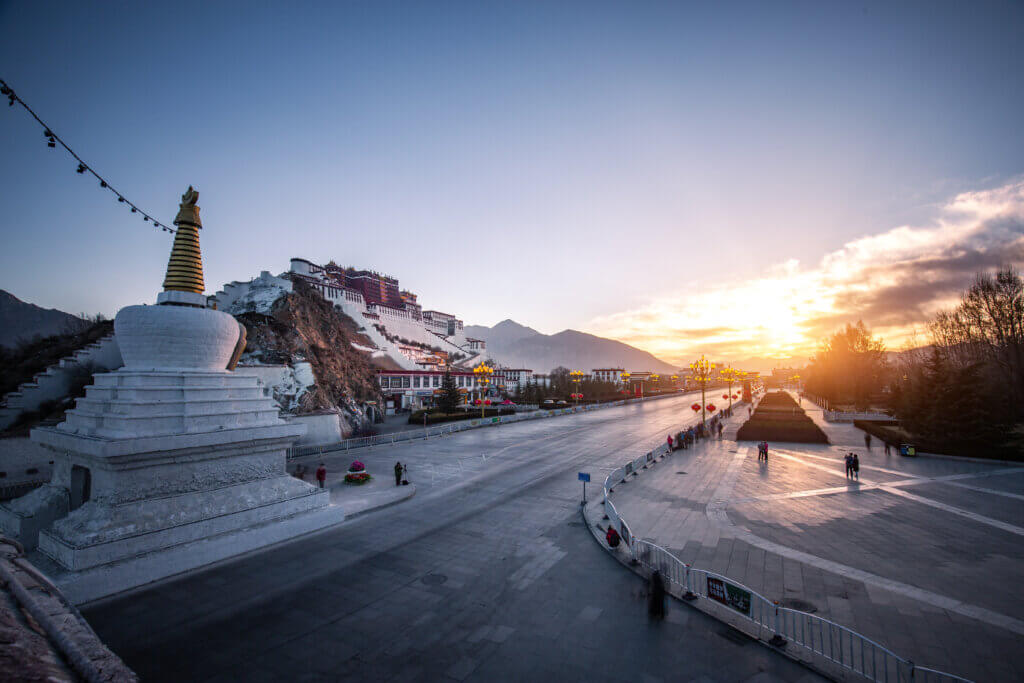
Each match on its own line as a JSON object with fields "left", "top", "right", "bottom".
{"left": 162, "top": 186, "right": 205, "bottom": 294}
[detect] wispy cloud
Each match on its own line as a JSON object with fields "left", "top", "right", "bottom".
{"left": 587, "top": 179, "right": 1024, "bottom": 366}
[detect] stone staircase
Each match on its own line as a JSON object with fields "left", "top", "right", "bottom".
{"left": 0, "top": 333, "right": 123, "bottom": 431}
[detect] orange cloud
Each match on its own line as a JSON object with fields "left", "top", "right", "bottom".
{"left": 587, "top": 179, "right": 1024, "bottom": 365}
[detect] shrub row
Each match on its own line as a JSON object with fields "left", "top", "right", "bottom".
{"left": 407, "top": 408, "right": 515, "bottom": 426}
{"left": 736, "top": 391, "right": 829, "bottom": 444}
{"left": 853, "top": 420, "right": 1023, "bottom": 461}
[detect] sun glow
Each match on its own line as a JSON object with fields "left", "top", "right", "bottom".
{"left": 588, "top": 180, "right": 1024, "bottom": 365}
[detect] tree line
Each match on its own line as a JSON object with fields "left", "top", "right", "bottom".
{"left": 805, "top": 267, "right": 1024, "bottom": 454}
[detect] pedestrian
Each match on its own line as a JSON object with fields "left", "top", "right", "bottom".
{"left": 853, "top": 453, "right": 860, "bottom": 481}
{"left": 844, "top": 453, "right": 852, "bottom": 479}
{"left": 762, "top": 441, "right": 768, "bottom": 462}
{"left": 649, "top": 570, "right": 666, "bottom": 619}
{"left": 748, "top": 406, "right": 752, "bottom": 417}
{"left": 717, "top": 421, "right": 724, "bottom": 439}
{"left": 605, "top": 525, "right": 621, "bottom": 548}
{"left": 667, "top": 434, "right": 674, "bottom": 451}
{"left": 316, "top": 463, "right": 326, "bottom": 489}
{"left": 884, "top": 442, "right": 891, "bottom": 456}
{"left": 394, "top": 461, "right": 403, "bottom": 486}
{"left": 864, "top": 433, "right": 872, "bottom": 450}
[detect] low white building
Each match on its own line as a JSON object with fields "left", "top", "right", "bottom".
{"left": 591, "top": 368, "right": 625, "bottom": 385}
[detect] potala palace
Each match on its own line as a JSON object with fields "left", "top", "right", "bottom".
{"left": 213, "top": 258, "right": 488, "bottom": 372}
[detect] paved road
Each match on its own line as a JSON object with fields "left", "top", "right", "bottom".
{"left": 611, "top": 399, "right": 1024, "bottom": 682}
{"left": 83, "top": 393, "right": 819, "bottom": 682}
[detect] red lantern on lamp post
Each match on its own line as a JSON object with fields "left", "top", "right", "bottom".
{"left": 706, "top": 403, "right": 717, "bottom": 413}
{"left": 722, "top": 394, "right": 729, "bottom": 400}
{"left": 691, "top": 403, "right": 701, "bottom": 412}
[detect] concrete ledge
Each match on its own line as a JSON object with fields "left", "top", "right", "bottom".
{"left": 39, "top": 482, "right": 330, "bottom": 570}
{"left": 36, "top": 503, "right": 347, "bottom": 604}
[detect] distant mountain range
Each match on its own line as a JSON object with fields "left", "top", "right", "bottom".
{"left": 0, "top": 290, "right": 85, "bottom": 349}
{"left": 463, "top": 319, "right": 679, "bottom": 374}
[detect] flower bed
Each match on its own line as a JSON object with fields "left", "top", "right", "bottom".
{"left": 344, "top": 472, "right": 371, "bottom": 485}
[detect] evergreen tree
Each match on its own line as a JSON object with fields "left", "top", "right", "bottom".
{"left": 439, "top": 369, "right": 460, "bottom": 414}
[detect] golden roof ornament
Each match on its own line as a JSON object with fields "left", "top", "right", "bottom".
{"left": 162, "top": 186, "right": 205, "bottom": 296}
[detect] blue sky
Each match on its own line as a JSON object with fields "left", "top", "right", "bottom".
{"left": 1, "top": 1, "right": 1022, "bottom": 362}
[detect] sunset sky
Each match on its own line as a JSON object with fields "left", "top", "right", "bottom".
{"left": 1, "top": 1, "right": 1022, "bottom": 369}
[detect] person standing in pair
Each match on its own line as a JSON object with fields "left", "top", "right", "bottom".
{"left": 844, "top": 453, "right": 852, "bottom": 479}
{"left": 394, "top": 461, "right": 403, "bottom": 486}
{"left": 852, "top": 453, "right": 860, "bottom": 481}
{"left": 316, "top": 463, "right": 327, "bottom": 489}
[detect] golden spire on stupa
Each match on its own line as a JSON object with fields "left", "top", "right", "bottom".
{"left": 162, "top": 186, "right": 205, "bottom": 294}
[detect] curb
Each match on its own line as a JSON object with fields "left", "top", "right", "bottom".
{"left": 345, "top": 484, "right": 417, "bottom": 520}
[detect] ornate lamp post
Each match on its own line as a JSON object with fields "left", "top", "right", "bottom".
{"left": 620, "top": 371, "right": 631, "bottom": 398}
{"left": 473, "top": 364, "right": 493, "bottom": 418}
{"left": 719, "top": 367, "right": 741, "bottom": 413}
{"left": 569, "top": 370, "right": 585, "bottom": 405}
{"left": 671, "top": 374, "right": 679, "bottom": 391}
{"left": 650, "top": 374, "right": 659, "bottom": 396}
{"left": 689, "top": 355, "right": 716, "bottom": 425}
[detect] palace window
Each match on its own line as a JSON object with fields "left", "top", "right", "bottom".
{"left": 413, "top": 376, "right": 421, "bottom": 388}
{"left": 433, "top": 376, "right": 440, "bottom": 387}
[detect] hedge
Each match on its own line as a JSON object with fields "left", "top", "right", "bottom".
{"left": 736, "top": 391, "right": 829, "bottom": 443}
{"left": 853, "top": 420, "right": 1023, "bottom": 461}
{"left": 408, "top": 408, "right": 515, "bottom": 426}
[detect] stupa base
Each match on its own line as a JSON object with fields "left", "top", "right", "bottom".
{"left": 32, "top": 501, "right": 345, "bottom": 605}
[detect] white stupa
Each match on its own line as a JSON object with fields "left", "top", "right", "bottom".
{"left": 0, "top": 187, "right": 343, "bottom": 603}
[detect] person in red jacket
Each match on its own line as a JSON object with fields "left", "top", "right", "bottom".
{"left": 606, "top": 526, "right": 621, "bottom": 548}
{"left": 666, "top": 434, "right": 674, "bottom": 451}
{"left": 315, "top": 463, "right": 326, "bottom": 489}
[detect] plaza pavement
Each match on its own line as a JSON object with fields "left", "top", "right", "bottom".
{"left": 600, "top": 396, "right": 1024, "bottom": 682}
{"left": 82, "top": 392, "right": 821, "bottom": 682}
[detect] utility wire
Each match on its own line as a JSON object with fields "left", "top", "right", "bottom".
{"left": 1, "top": 77, "right": 174, "bottom": 234}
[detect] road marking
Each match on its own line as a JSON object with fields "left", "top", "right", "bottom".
{"left": 768, "top": 449, "right": 1024, "bottom": 536}
{"left": 705, "top": 501, "right": 1024, "bottom": 636}
{"left": 879, "top": 485, "right": 1024, "bottom": 536}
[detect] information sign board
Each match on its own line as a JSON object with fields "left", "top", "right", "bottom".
{"left": 707, "top": 577, "right": 752, "bottom": 616}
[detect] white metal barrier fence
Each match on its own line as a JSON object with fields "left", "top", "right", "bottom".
{"left": 601, "top": 443, "right": 972, "bottom": 683}
{"left": 288, "top": 392, "right": 685, "bottom": 459}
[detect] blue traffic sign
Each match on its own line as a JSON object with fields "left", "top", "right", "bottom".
{"left": 578, "top": 472, "right": 591, "bottom": 482}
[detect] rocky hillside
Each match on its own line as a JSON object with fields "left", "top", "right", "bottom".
{"left": 237, "top": 278, "right": 381, "bottom": 413}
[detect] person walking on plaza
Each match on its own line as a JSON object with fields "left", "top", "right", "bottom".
{"left": 844, "top": 453, "right": 852, "bottom": 479}
{"left": 864, "top": 433, "right": 872, "bottom": 450}
{"left": 884, "top": 441, "right": 891, "bottom": 456}
{"left": 667, "top": 434, "right": 674, "bottom": 451}
{"left": 748, "top": 406, "right": 752, "bottom": 418}
{"left": 315, "top": 463, "right": 326, "bottom": 489}
{"left": 649, "top": 570, "right": 666, "bottom": 619}
{"left": 717, "top": 421, "right": 724, "bottom": 439}
{"left": 394, "top": 461, "right": 403, "bottom": 486}
{"left": 605, "top": 525, "right": 621, "bottom": 548}
{"left": 852, "top": 453, "right": 860, "bottom": 481}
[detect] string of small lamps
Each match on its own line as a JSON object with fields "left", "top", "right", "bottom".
{"left": 0, "top": 77, "right": 174, "bottom": 234}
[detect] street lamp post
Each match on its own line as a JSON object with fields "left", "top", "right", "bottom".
{"left": 689, "top": 355, "right": 716, "bottom": 425}
{"left": 620, "top": 371, "right": 631, "bottom": 399}
{"left": 719, "top": 367, "right": 740, "bottom": 414}
{"left": 570, "top": 370, "right": 585, "bottom": 405}
{"left": 473, "top": 364, "right": 493, "bottom": 419}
